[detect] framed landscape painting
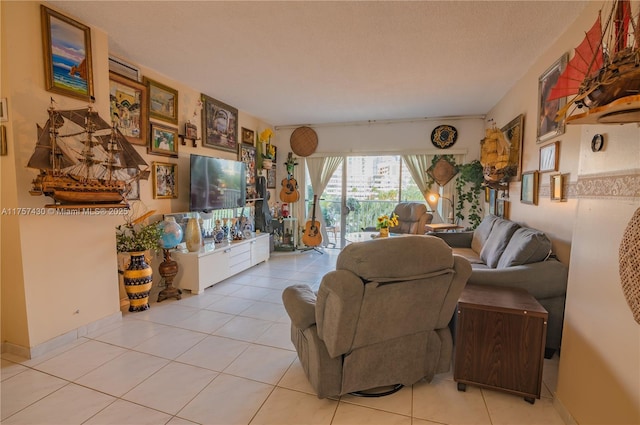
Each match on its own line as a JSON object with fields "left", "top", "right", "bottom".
{"left": 521, "top": 171, "right": 539, "bottom": 205}
{"left": 144, "top": 77, "right": 178, "bottom": 125}
{"left": 201, "top": 93, "right": 238, "bottom": 153}
{"left": 109, "top": 71, "right": 147, "bottom": 146}
{"left": 41, "top": 5, "right": 94, "bottom": 101}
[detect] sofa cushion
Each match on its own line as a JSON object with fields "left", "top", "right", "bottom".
{"left": 451, "top": 248, "right": 484, "bottom": 264}
{"left": 471, "top": 215, "right": 499, "bottom": 254}
{"left": 479, "top": 218, "right": 520, "bottom": 268}
{"left": 497, "top": 227, "right": 552, "bottom": 268}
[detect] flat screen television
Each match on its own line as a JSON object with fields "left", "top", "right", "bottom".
{"left": 190, "top": 154, "right": 246, "bottom": 212}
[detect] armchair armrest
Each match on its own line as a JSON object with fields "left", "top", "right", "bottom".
{"left": 431, "top": 231, "right": 473, "bottom": 248}
{"left": 282, "top": 284, "right": 317, "bottom": 330}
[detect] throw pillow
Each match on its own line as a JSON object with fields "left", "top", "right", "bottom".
{"left": 497, "top": 227, "right": 552, "bottom": 268}
{"left": 480, "top": 218, "right": 520, "bottom": 268}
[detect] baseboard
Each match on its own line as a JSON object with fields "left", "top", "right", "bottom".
{"left": 553, "top": 396, "right": 577, "bottom": 425}
{"left": 1, "top": 311, "right": 122, "bottom": 359}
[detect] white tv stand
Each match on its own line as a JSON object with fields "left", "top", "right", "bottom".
{"left": 173, "top": 232, "right": 270, "bottom": 294}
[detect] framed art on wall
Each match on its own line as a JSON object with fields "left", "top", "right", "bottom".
{"left": 144, "top": 77, "right": 178, "bottom": 125}
{"left": 539, "top": 141, "right": 559, "bottom": 172}
{"left": 41, "top": 5, "right": 94, "bottom": 101}
{"left": 241, "top": 127, "right": 255, "bottom": 145}
{"left": 109, "top": 71, "right": 148, "bottom": 146}
{"left": 496, "top": 199, "right": 510, "bottom": 219}
{"left": 520, "top": 171, "right": 539, "bottom": 205}
{"left": 153, "top": 162, "right": 178, "bottom": 199}
{"left": 266, "top": 166, "right": 276, "bottom": 189}
{"left": 239, "top": 144, "right": 257, "bottom": 199}
{"left": 201, "top": 93, "right": 238, "bottom": 153}
{"left": 537, "top": 53, "right": 567, "bottom": 143}
{"left": 501, "top": 114, "right": 524, "bottom": 181}
{"left": 149, "top": 122, "right": 179, "bottom": 157}
{"left": 550, "top": 173, "right": 567, "bottom": 202}
{"left": 488, "top": 189, "right": 497, "bottom": 215}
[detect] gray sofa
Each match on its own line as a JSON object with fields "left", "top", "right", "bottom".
{"left": 282, "top": 236, "right": 471, "bottom": 398}
{"left": 434, "top": 215, "right": 568, "bottom": 357}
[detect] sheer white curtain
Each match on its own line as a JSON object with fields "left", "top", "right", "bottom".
{"left": 402, "top": 153, "right": 465, "bottom": 223}
{"left": 305, "top": 156, "right": 343, "bottom": 247}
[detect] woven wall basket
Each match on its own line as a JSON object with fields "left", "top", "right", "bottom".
{"left": 290, "top": 126, "right": 318, "bottom": 157}
{"left": 619, "top": 207, "right": 640, "bottom": 325}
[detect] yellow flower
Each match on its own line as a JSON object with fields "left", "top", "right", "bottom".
{"left": 376, "top": 213, "right": 399, "bottom": 229}
{"left": 259, "top": 128, "right": 273, "bottom": 143}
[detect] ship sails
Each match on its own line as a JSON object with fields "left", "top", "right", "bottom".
{"left": 28, "top": 101, "right": 149, "bottom": 206}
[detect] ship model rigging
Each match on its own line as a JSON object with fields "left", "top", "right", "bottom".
{"left": 549, "top": 0, "right": 640, "bottom": 124}
{"left": 28, "top": 100, "right": 149, "bottom": 207}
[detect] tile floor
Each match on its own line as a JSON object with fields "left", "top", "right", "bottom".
{"left": 1, "top": 249, "right": 565, "bottom": 425}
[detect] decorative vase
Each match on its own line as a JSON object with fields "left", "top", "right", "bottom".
{"left": 262, "top": 158, "right": 273, "bottom": 169}
{"left": 122, "top": 251, "right": 153, "bottom": 312}
{"left": 379, "top": 227, "right": 389, "bottom": 238}
{"left": 185, "top": 216, "right": 202, "bottom": 252}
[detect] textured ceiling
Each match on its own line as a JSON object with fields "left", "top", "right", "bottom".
{"left": 49, "top": 1, "right": 588, "bottom": 126}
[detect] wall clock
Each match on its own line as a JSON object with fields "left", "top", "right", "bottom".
{"left": 591, "top": 134, "right": 604, "bottom": 152}
{"left": 431, "top": 125, "right": 458, "bottom": 149}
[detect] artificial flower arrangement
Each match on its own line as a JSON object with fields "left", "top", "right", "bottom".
{"left": 259, "top": 128, "right": 275, "bottom": 159}
{"left": 116, "top": 209, "right": 162, "bottom": 253}
{"left": 376, "top": 212, "right": 399, "bottom": 230}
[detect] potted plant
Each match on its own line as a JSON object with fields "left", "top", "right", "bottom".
{"left": 376, "top": 212, "right": 399, "bottom": 237}
{"left": 116, "top": 210, "right": 162, "bottom": 312}
{"left": 259, "top": 128, "right": 275, "bottom": 169}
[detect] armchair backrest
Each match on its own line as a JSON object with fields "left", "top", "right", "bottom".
{"left": 315, "top": 236, "right": 471, "bottom": 358}
{"left": 389, "top": 202, "right": 433, "bottom": 234}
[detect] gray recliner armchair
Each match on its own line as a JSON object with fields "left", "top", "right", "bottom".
{"left": 282, "top": 236, "right": 472, "bottom": 398}
{"left": 389, "top": 202, "right": 433, "bottom": 234}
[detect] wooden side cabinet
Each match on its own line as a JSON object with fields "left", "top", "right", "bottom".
{"left": 454, "top": 284, "right": 548, "bottom": 403}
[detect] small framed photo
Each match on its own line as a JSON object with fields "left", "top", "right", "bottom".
{"left": 539, "top": 141, "right": 559, "bottom": 173}
{"left": 153, "top": 162, "right": 178, "bottom": 199}
{"left": 239, "top": 144, "right": 257, "bottom": 198}
{"left": 537, "top": 53, "right": 568, "bottom": 143}
{"left": 0, "top": 98, "right": 7, "bottom": 122}
{"left": 550, "top": 173, "right": 567, "bottom": 202}
{"left": 185, "top": 121, "right": 198, "bottom": 140}
{"left": 149, "top": 122, "right": 179, "bottom": 157}
{"left": 144, "top": 77, "right": 178, "bottom": 124}
{"left": 521, "top": 171, "right": 539, "bottom": 205}
{"left": 266, "top": 166, "right": 276, "bottom": 189}
{"left": 109, "top": 71, "right": 148, "bottom": 146}
{"left": 496, "top": 199, "right": 510, "bottom": 219}
{"left": 41, "top": 5, "right": 94, "bottom": 101}
{"left": 488, "top": 189, "right": 497, "bottom": 215}
{"left": 124, "top": 168, "right": 140, "bottom": 200}
{"left": 241, "top": 127, "right": 255, "bottom": 145}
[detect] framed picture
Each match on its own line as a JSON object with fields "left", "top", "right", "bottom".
{"left": 496, "top": 199, "right": 510, "bottom": 219}
{"left": 109, "top": 71, "right": 148, "bottom": 146}
{"left": 149, "top": 122, "right": 179, "bottom": 157}
{"left": 241, "top": 127, "right": 255, "bottom": 145}
{"left": 41, "top": 5, "right": 94, "bottom": 101}
{"left": 124, "top": 168, "right": 140, "bottom": 200}
{"left": 271, "top": 145, "right": 278, "bottom": 163}
{"left": 520, "top": 171, "right": 539, "bottom": 205}
{"left": 537, "top": 53, "right": 568, "bottom": 143}
{"left": 153, "top": 162, "right": 178, "bottom": 199}
{"left": 144, "top": 77, "right": 178, "bottom": 124}
{"left": 266, "top": 166, "right": 276, "bottom": 189}
{"left": 0, "top": 98, "right": 7, "bottom": 122}
{"left": 539, "top": 141, "right": 559, "bottom": 173}
{"left": 201, "top": 93, "right": 238, "bottom": 152}
{"left": 550, "top": 173, "right": 567, "bottom": 202}
{"left": 239, "top": 144, "right": 257, "bottom": 198}
{"left": 185, "top": 121, "right": 198, "bottom": 140}
{"left": 501, "top": 114, "right": 524, "bottom": 181}
{"left": 488, "top": 189, "right": 497, "bottom": 215}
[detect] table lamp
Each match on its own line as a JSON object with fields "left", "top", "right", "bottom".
{"left": 427, "top": 192, "right": 455, "bottom": 224}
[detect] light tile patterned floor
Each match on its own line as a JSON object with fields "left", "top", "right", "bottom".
{"left": 1, "top": 249, "right": 564, "bottom": 424}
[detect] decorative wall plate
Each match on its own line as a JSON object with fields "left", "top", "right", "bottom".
{"left": 290, "top": 126, "right": 318, "bottom": 157}
{"left": 591, "top": 134, "right": 604, "bottom": 152}
{"left": 431, "top": 125, "right": 458, "bottom": 149}
{"left": 427, "top": 157, "right": 459, "bottom": 186}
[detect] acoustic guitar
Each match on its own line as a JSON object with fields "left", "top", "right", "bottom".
{"left": 302, "top": 195, "right": 323, "bottom": 247}
{"left": 279, "top": 176, "right": 300, "bottom": 202}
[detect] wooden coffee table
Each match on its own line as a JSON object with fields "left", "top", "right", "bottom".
{"left": 453, "top": 284, "right": 548, "bottom": 404}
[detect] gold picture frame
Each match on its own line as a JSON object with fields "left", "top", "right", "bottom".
{"left": 109, "top": 72, "right": 148, "bottom": 146}
{"left": 149, "top": 122, "right": 179, "bottom": 157}
{"left": 537, "top": 53, "right": 567, "bottom": 143}
{"left": 539, "top": 141, "right": 559, "bottom": 173}
{"left": 201, "top": 93, "right": 238, "bottom": 153}
{"left": 41, "top": 5, "right": 94, "bottom": 101}
{"left": 501, "top": 114, "right": 524, "bottom": 181}
{"left": 153, "top": 162, "right": 178, "bottom": 199}
{"left": 520, "top": 170, "right": 539, "bottom": 205}
{"left": 496, "top": 199, "right": 510, "bottom": 219}
{"left": 144, "top": 77, "right": 178, "bottom": 125}
{"left": 550, "top": 173, "right": 567, "bottom": 202}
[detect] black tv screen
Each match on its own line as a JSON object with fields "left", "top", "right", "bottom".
{"left": 190, "top": 154, "right": 246, "bottom": 212}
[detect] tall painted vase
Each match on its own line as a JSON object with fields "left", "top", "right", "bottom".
{"left": 122, "top": 251, "right": 153, "bottom": 312}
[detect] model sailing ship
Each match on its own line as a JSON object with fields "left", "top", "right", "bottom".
{"left": 28, "top": 100, "right": 149, "bottom": 207}
{"left": 549, "top": 0, "right": 640, "bottom": 123}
